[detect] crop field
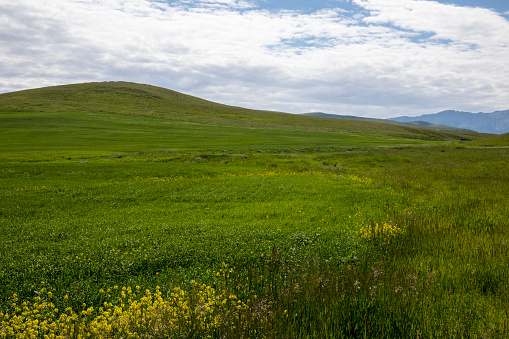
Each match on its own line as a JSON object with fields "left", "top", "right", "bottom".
{"left": 1, "top": 86, "right": 508, "bottom": 338}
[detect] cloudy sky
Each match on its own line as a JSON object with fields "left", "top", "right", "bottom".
{"left": 1, "top": 0, "right": 509, "bottom": 118}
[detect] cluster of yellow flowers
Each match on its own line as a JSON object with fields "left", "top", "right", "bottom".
{"left": 134, "top": 171, "right": 329, "bottom": 183}
{"left": 344, "top": 174, "right": 374, "bottom": 185}
{"left": 133, "top": 176, "right": 187, "bottom": 182}
{"left": 15, "top": 185, "right": 53, "bottom": 192}
{"left": 358, "top": 222, "right": 404, "bottom": 239}
{"left": 225, "top": 171, "right": 327, "bottom": 178}
{"left": 1, "top": 282, "right": 248, "bottom": 339}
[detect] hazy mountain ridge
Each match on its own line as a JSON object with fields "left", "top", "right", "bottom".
{"left": 302, "top": 112, "right": 476, "bottom": 133}
{"left": 389, "top": 110, "right": 509, "bottom": 134}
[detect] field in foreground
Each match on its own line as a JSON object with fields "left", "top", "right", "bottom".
{"left": 1, "top": 144, "right": 508, "bottom": 338}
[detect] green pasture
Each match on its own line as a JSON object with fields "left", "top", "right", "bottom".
{"left": 0, "top": 146, "right": 405, "bottom": 304}
{"left": 0, "top": 101, "right": 508, "bottom": 337}
{"left": 0, "top": 110, "right": 429, "bottom": 159}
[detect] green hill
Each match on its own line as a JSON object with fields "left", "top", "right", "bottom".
{"left": 467, "top": 132, "right": 509, "bottom": 146}
{"left": 0, "top": 81, "right": 483, "bottom": 142}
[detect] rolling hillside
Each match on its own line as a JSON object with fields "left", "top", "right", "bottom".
{"left": 467, "top": 132, "right": 509, "bottom": 146}
{"left": 0, "top": 81, "right": 483, "bottom": 142}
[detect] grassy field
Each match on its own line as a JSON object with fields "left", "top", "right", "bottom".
{"left": 0, "top": 83, "right": 508, "bottom": 338}
{"left": 0, "top": 110, "right": 432, "bottom": 160}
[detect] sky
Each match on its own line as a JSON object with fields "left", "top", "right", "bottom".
{"left": 1, "top": 0, "right": 509, "bottom": 118}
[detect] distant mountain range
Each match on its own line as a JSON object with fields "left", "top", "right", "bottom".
{"left": 389, "top": 110, "right": 509, "bottom": 134}
{"left": 304, "top": 110, "right": 509, "bottom": 134}
{"left": 302, "top": 112, "right": 477, "bottom": 133}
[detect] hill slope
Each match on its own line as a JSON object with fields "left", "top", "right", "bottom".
{"left": 0, "top": 81, "right": 482, "bottom": 141}
{"left": 389, "top": 110, "right": 509, "bottom": 134}
{"left": 467, "top": 133, "right": 509, "bottom": 146}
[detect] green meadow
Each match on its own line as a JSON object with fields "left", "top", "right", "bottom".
{"left": 0, "top": 83, "right": 508, "bottom": 338}
{"left": 0, "top": 110, "right": 428, "bottom": 158}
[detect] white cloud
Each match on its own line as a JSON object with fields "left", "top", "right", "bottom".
{"left": 353, "top": 0, "right": 509, "bottom": 48}
{"left": 1, "top": 0, "right": 508, "bottom": 117}
{"left": 192, "top": 0, "right": 257, "bottom": 9}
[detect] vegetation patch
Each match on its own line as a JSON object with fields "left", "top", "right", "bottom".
{"left": 0, "top": 85, "right": 508, "bottom": 337}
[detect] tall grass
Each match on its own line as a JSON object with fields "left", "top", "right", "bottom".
{"left": 1, "top": 120, "right": 507, "bottom": 337}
